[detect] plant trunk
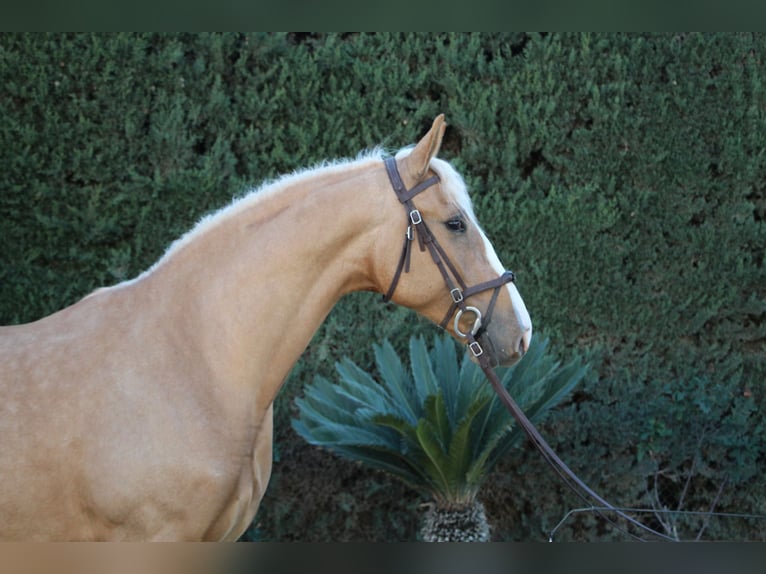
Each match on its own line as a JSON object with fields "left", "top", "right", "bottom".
{"left": 419, "top": 500, "right": 491, "bottom": 542}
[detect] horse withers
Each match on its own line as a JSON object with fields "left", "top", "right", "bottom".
{"left": 0, "top": 115, "right": 531, "bottom": 540}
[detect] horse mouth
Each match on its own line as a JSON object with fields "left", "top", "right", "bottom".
{"left": 473, "top": 333, "right": 524, "bottom": 368}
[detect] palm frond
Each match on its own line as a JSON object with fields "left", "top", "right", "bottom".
{"left": 292, "top": 334, "right": 589, "bottom": 504}
{"left": 409, "top": 336, "right": 439, "bottom": 405}
{"left": 372, "top": 340, "right": 420, "bottom": 424}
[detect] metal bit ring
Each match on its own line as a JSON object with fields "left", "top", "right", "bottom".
{"left": 454, "top": 306, "right": 483, "bottom": 338}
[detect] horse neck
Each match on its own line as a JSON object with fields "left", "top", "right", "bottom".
{"left": 144, "top": 163, "right": 384, "bottom": 408}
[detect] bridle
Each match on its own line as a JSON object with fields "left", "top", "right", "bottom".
{"left": 381, "top": 157, "right": 515, "bottom": 361}
{"left": 381, "top": 156, "right": 675, "bottom": 542}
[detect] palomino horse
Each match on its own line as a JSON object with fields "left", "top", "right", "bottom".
{"left": 0, "top": 115, "right": 531, "bottom": 540}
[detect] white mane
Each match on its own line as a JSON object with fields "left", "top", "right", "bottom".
{"left": 133, "top": 148, "right": 387, "bottom": 282}
{"left": 123, "top": 146, "right": 475, "bottom": 287}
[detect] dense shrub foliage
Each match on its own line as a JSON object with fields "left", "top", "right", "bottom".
{"left": 1, "top": 33, "right": 764, "bottom": 541}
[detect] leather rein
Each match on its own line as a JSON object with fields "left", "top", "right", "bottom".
{"left": 382, "top": 157, "right": 674, "bottom": 542}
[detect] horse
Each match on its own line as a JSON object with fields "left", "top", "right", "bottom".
{"left": 0, "top": 115, "right": 531, "bottom": 540}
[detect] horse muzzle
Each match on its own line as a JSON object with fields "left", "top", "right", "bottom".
{"left": 467, "top": 327, "right": 529, "bottom": 368}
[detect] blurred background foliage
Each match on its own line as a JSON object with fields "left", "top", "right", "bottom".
{"left": 1, "top": 33, "right": 764, "bottom": 540}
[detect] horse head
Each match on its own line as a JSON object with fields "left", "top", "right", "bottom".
{"left": 376, "top": 115, "right": 532, "bottom": 367}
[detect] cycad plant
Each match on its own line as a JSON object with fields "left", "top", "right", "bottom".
{"left": 292, "top": 334, "right": 588, "bottom": 542}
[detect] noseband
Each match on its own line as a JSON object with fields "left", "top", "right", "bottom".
{"left": 381, "top": 157, "right": 515, "bottom": 359}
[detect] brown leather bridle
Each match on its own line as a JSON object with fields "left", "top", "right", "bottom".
{"left": 381, "top": 157, "right": 515, "bottom": 361}
{"left": 381, "top": 156, "right": 675, "bottom": 542}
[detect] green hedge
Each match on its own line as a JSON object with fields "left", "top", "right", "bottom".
{"left": 1, "top": 33, "right": 764, "bottom": 541}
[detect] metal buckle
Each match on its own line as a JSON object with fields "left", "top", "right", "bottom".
{"left": 450, "top": 288, "right": 464, "bottom": 303}
{"left": 406, "top": 225, "right": 413, "bottom": 241}
{"left": 409, "top": 209, "right": 422, "bottom": 225}
{"left": 469, "top": 341, "right": 484, "bottom": 357}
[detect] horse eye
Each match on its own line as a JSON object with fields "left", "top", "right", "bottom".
{"left": 445, "top": 217, "right": 467, "bottom": 233}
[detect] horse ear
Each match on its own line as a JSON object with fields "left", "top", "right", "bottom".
{"left": 401, "top": 114, "right": 446, "bottom": 184}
